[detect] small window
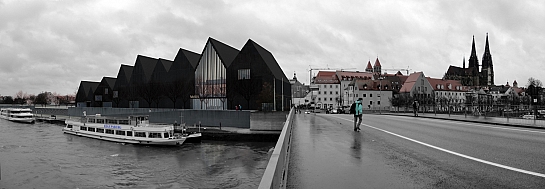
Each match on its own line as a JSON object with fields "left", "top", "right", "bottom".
{"left": 96, "top": 128, "right": 104, "bottom": 133}
{"left": 116, "top": 130, "right": 126, "bottom": 135}
{"left": 378, "top": 101, "right": 381, "bottom": 105}
{"left": 238, "top": 69, "right": 250, "bottom": 80}
{"left": 363, "top": 94, "right": 366, "bottom": 97}
{"left": 330, "top": 98, "right": 333, "bottom": 101}
{"left": 318, "top": 98, "right": 321, "bottom": 101}
{"left": 370, "top": 94, "right": 373, "bottom": 97}
{"left": 336, "top": 85, "right": 338, "bottom": 88}
{"left": 336, "top": 91, "right": 338, "bottom": 95}
{"left": 149, "top": 133, "right": 162, "bottom": 138}
{"left": 356, "top": 94, "right": 359, "bottom": 97}
{"left": 80, "top": 126, "right": 87, "bottom": 131}
{"left": 88, "top": 119, "right": 96, "bottom": 123}
{"left": 88, "top": 127, "right": 96, "bottom": 132}
{"left": 318, "top": 91, "right": 321, "bottom": 94}
{"left": 105, "top": 129, "right": 114, "bottom": 134}
{"left": 126, "top": 131, "right": 133, "bottom": 136}
{"left": 330, "top": 85, "right": 332, "bottom": 88}
{"left": 95, "top": 95, "right": 102, "bottom": 101}
{"left": 96, "top": 119, "right": 104, "bottom": 124}
{"left": 67, "top": 125, "right": 73, "bottom": 128}
{"left": 104, "top": 88, "right": 108, "bottom": 94}
{"left": 330, "top": 91, "right": 333, "bottom": 95}
{"left": 113, "top": 91, "right": 118, "bottom": 98}
{"left": 370, "top": 101, "right": 373, "bottom": 105}
{"left": 164, "top": 133, "right": 170, "bottom": 138}
{"left": 135, "top": 132, "right": 146, "bottom": 137}
{"left": 107, "top": 119, "right": 117, "bottom": 124}
{"left": 118, "top": 120, "right": 129, "bottom": 125}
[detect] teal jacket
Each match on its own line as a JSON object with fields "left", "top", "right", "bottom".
{"left": 354, "top": 100, "right": 363, "bottom": 116}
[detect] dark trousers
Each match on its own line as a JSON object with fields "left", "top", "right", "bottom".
{"left": 354, "top": 114, "right": 362, "bottom": 129}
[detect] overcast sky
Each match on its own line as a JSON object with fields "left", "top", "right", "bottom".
{"left": 1, "top": 0, "right": 544, "bottom": 96}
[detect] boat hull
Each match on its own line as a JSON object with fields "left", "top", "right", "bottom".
{"left": 62, "top": 128, "right": 188, "bottom": 146}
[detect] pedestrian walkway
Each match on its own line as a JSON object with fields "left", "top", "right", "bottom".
{"left": 285, "top": 113, "right": 411, "bottom": 189}
{"left": 388, "top": 112, "right": 545, "bottom": 129}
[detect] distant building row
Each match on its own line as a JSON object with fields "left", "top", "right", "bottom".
{"left": 75, "top": 37, "right": 291, "bottom": 111}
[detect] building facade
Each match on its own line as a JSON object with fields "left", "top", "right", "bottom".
{"left": 76, "top": 37, "right": 291, "bottom": 111}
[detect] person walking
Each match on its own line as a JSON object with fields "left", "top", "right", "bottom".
{"left": 412, "top": 100, "right": 419, "bottom": 117}
{"left": 350, "top": 98, "right": 364, "bottom": 132}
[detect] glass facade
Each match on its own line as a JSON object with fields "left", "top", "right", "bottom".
{"left": 194, "top": 41, "right": 227, "bottom": 110}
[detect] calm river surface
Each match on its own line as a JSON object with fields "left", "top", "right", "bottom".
{"left": 0, "top": 119, "right": 275, "bottom": 189}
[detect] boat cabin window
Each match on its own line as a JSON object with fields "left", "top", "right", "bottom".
{"left": 135, "top": 132, "right": 146, "bottom": 137}
{"left": 126, "top": 131, "right": 133, "bottom": 136}
{"left": 88, "top": 127, "right": 96, "bottom": 132}
{"left": 115, "top": 130, "right": 126, "bottom": 135}
{"left": 80, "top": 126, "right": 87, "bottom": 131}
{"left": 96, "top": 128, "right": 104, "bottom": 133}
{"left": 105, "top": 129, "right": 114, "bottom": 134}
{"left": 149, "top": 133, "right": 162, "bottom": 138}
{"left": 96, "top": 119, "right": 105, "bottom": 124}
{"left": 67, "top": 125, "right": 73, "bottom": 128}
{"left": 87, "top": 118, "right": 96, "bottom": 123}
{"left": 107, "top": 119, "right": 117, "bottom": 124}
{"left": 118, "top": 120, "right": 129, "bottom": 125}
{"left": 164, "top": 133, "right": 170, "bottom": 138}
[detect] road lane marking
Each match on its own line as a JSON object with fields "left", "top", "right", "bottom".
{"left": 386, "top": 115, "right": 545, "bottom": 134}
{"left": 330, "top": 115, "right": 545, "bottom": 178}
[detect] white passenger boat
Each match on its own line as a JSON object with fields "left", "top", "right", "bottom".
{"left": 0, "top": 108, "right": 35, "bottom": 124}
{"left": 63, "top": 115, "right": 201, "bottom": 146}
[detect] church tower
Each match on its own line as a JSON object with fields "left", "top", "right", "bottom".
{"left": 365, "top": 60, "right": 373, "bottom": 72}
{"left": 468, "top": 36, "right": 480, "bottom": 86}
{"left": 481, "top": 33, "right": 494, "bottom": 86}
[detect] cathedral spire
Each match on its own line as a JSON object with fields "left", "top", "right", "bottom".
{"left": 463, "top": 56, "right": 465, "bottom": 69}
{"left": 468, "top": 35, "right": 479, "bottom": 69}
{"left": 484, "top": 33, "right": 490, "bottom": 55}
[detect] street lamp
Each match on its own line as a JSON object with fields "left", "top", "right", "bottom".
{"left": 379, "top": 77, "right": 383, "bottom": 114}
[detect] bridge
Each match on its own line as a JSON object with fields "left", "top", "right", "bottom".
{"left": 260, "top": 109, "right": 545, "bottom": 188}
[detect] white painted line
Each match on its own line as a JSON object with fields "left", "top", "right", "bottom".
{"left": 388, "top": 115, "right": 545, "bottom": 134}
{"left": 332, "top": 115, "right": 545, "bottom": 178}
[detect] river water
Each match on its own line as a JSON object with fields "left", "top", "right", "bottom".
{"left": 0, "top": 119, "right": 275, "bottom": 189}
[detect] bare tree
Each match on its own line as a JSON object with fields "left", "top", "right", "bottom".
{"left": 527, "top": 77, "right": 543, "bottom": 88}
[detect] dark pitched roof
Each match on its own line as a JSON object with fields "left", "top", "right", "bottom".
{"left": 177, "top": 48, "right": 200, "bottom": 69}
{"left": 103, "top": 77, "right": 117, "bottom": 89}
{"left": 113, "top": 65, "right": 133, "bottom": 90}
{"left": 121, "top": 65, "right": 134, "bottom": 82}
{"left": 208, "top": 37, "right": 240, "bottom": 68}
{"left": 247, "top": 39, "right": 289, "bottom": 81}
{"left": 138, "top": 55, "right": 158, "bottom": 82}
{"left": 159, "top": 58, "right": 173, "bottom": 72}
{"left": 76, "top": 81, "right": 99, "bottom": 102}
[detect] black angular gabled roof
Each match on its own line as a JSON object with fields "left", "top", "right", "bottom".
{"left": 207, "top": 37, "right": 240, "bottom": 68}
{"left": 174, "top": 48, "right": 201, "bottom": 70}
{"left": 113, "top": 65, "right": 133, "bottom": 90}
{"left": 246, "top": 39, "right": 289, "bottom": 81}
{"left": 102, "top": 77, "right": 117, "bottom": 89}
{"left": 76, "top": 81, "right": 99, "bottom": 102}
{"left": 130, "top": 55, "right": 157, "bottom": 84}
{"left": 159, "top": 58, "right": 173, "bottom": 72}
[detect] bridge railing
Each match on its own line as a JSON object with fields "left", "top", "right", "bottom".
{"left": 258, "top": 108, "right": 295, "bottom": 189}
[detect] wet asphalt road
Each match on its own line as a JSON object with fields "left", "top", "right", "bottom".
{"left": 286, "top": 113, "right": 545, "bottom": 189}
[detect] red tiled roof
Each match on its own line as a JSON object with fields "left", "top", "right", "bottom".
{"left": 316, "top": 71, "right": 336, "bottom": 77}
{"left": 366, "top": 61, "right": 372, "bottom": 69}
{"left": 426, "top": 77, "right": 466, "bottom": 91}
{"left": 374, "top": 58, "right": 381, "bottom": 67}
{"left": 399, "top": 72, "right": 421, "bottom": 93}
{"left": 336, "top": 71, "right": 373, "bottom": 80}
